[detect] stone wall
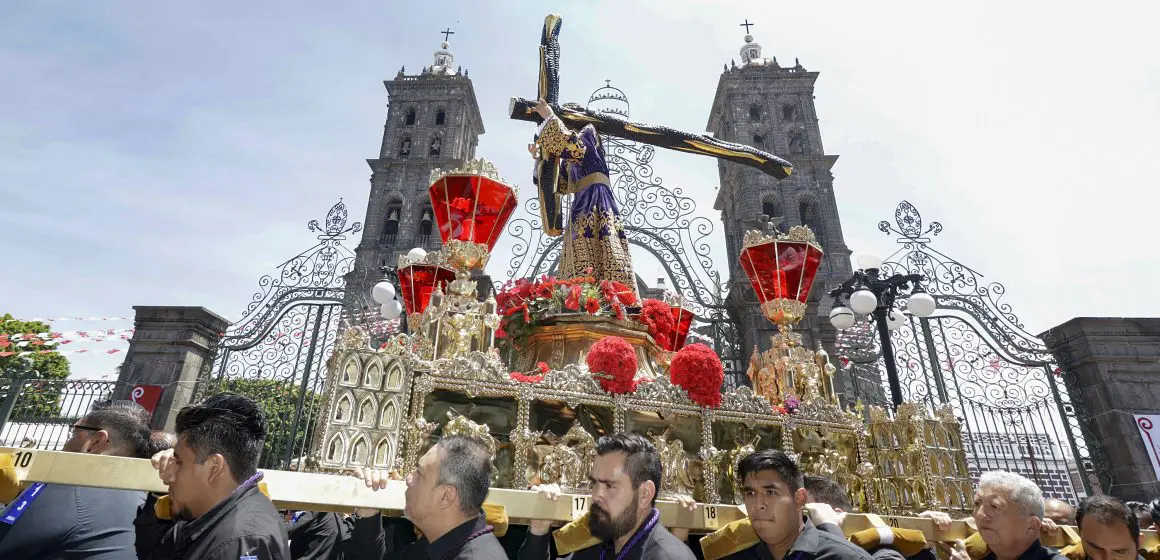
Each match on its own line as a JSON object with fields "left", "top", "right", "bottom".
{"left": 1042, "top": 317, "right": 1160, "bottom": 501}
{"left": 114, "top": 306, "right": 229, "bottom": 430}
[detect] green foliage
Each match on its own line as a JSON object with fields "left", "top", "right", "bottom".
{"left": 0, "top": 313, "right": 72, "bottom": 419}
{"left": 210, "top": 378, "right": 326, "bottom": 469}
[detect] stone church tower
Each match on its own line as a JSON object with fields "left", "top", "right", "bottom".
{"left": 708, "top": 30, "right": 856, "bottom": 392}
{"left": 344, "top": 37, "right": 485, "bottom": 316}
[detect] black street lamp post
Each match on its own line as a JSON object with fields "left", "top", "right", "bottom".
{"left": 827, "top": 255, "right": 937, "bottom": 409}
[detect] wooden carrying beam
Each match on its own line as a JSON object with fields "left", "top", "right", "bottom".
{"left": 3, "top": 449, "right": 1154, "bottom": 546}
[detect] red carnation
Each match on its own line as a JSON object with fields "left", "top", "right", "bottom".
{"left": 585, "top": 297, "right": 600, "bottom": 314}
{"left": 669, "top": 343, "right": 724, "bottom": 408}
{"left": 537, "top": 361, "right": 550, "bottom": 374}
{"left": 639, "top": 299, "right": 677, "bottom": 351}
{"left": 586, "top": 336, "right": 638, "bottom": 394}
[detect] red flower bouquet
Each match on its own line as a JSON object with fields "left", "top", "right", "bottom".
{"left": 586, "top": 336, "right": 638, "bottom": 394}
{"left": 494, "top": 275, "right": 640, "bottom": 352}
{"left": 640, "top": 299, "right": 677, "bottom": 351}
{"left": 669, "top": 343, "right": 724, "bottom": 408}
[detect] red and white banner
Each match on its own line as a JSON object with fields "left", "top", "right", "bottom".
{"left": 1135, "top": 414, "right": 1160, "bottom": 481}
{"left": 131, "top": 385, "right": 164, "bottom": 415}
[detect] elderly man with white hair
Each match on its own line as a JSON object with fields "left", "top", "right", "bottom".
{"left": 952, "top": 471, "right": 1068, "bottom": 560}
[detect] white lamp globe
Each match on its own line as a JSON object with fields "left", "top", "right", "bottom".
{"left": 829, "top": 306, "right": 856, "bottom": 330}
{"left": 381, "top": 300, "right": 403, "bottom": 320}
{"left": 406, "top": 247, "right": 428, "bottom": 262}
{"left": 856, "top": 254, "right": 884, "bottom": 271}
{"left": 907, "top": 292, "right": 937, "bottom": 318}
{"left": 886, "top": 309, "right": 905, "bottom": 330}
{"left": 371, "top": 281, "right": 397, "bottom": 304}
{"left": 848, "top": 289, "right": 878, "bottom": 315}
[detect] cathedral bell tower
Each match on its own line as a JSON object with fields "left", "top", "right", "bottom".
{"left": 345, "top": 31, "right": 485, "bottom": 317}
{"left": 708, "top": 25, "right": 854, "bottom": 394}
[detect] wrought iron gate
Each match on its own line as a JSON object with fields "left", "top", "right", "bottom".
{"left": 193, "top": 201, "right": 377, "bottom": 470}
{"left": 503, "top": 131, "right": 744, "bottom": 376}
{"left": 836, "top": 201, "right": 1105, "bottom": 499}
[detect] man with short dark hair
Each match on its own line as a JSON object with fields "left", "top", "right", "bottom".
{"left": 521, "top": 432, "right": 695, "bottom": 559}
{"left": 802, "top": 475, "right": 933, "bottom": 560}
{"left": 0, "top": 400, "right": 151, "bottom": 558}
{"left": 150, "top": 393, "right": 290, "bottom": 559}
{"left": 718, "top": 449, "right": 871, "bottom": 560}
{"left": 136, "top": 431, "right": 178, "bottom": 560}
{"left": 348, "top": 435, "right": 507, "bottom": 559}
{"left": 1076, "top": 495, "right": 1141, "bottom": 560}
{"left": 804, "top": 475, "right": 852, "bottom": 512}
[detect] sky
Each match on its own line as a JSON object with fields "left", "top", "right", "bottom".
{"left": 2, "top": 0, "right": 1158, "bottom": 379}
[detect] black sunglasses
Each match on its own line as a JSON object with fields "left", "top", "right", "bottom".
{"left": 70, "top": 423, "right": 101, "bottom": 435}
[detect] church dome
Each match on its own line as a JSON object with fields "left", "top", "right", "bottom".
{"left": 425, "top": 39, "right": 457, "bottom": 76}
{"left": 586, "top": 80, "right": 630, "bottom": 119}
{"left": 740, "top": 34, "right": 767, "bottom": 67}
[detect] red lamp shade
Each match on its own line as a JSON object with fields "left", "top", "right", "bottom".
{"left": 669, "top": 305, "right": 694, "bottom": 351}
{"left": 738, "top": 227, "right": 824, "bottom": 324}
{"left": 429, "top": 174, "right": 518, "bottom": 251}
{"left": 397, "top": 264, "right": 456, "bottom": 315}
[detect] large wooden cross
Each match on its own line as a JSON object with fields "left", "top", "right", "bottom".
{"left": 509, "top": 14, "right": 794, "bottom": 180}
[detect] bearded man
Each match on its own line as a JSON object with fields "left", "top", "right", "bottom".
{"left": 521, "top": 432, "right": 695, "bottom": 559}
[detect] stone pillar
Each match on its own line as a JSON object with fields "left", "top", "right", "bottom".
{"left": 1041, "top": 317, "right": 1160, "bottom": 501}
{"left": 115, "top": 306, "right": 230, "bottom": 431}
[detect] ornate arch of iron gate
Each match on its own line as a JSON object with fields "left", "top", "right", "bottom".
{"left": 836, "top": 201, "right": 1106, "bottom": 499}
{"left": 501, "top": 134, "right": 744, "bottom": 376}
{"left": 193, "top": 200, "right": 382, "bottom": 469}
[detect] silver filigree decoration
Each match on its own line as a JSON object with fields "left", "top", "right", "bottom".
{"left": 718, "top": 386, "right": 775, "bottom": 416}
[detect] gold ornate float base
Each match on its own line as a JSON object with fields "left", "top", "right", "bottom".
{"left": 516, "top": 314, "right": 664, "bottom": 381}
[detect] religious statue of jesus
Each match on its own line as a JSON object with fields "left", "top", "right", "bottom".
{"left": 528, "top": 98, "right": 636, "bottom": 291}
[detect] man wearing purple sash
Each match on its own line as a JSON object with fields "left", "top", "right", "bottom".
{"left": 520, "top": 433, "right": 694, "bottom": 560}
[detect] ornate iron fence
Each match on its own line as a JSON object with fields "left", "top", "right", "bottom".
{"left": 0, "top": 378, "right": 128, "bottom": 449}
{"left": 836, "top": 201, "right": 1105, "bottom": 499}
{"left": 191, "top": 200, "right": 386, "bottom": 470}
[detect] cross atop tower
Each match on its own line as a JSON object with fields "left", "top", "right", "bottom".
{"left": 739, "top": 19, "right": 755, "bottom": 34}
{"left": 440, "top": 27, "right": 455, "bottom": 41}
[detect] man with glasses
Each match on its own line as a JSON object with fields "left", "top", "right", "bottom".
{"left": 0, "top": 400, "right": 151, "bottom": 558}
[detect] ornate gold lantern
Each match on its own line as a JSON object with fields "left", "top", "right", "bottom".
{"left": 414, "top": 159, "right": 516, "bottom": 358}
{"left": 738, "top": 225, "right": 836, "bottom": 407}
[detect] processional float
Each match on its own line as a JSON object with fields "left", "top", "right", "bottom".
{"left": 0, "top": 12, "right": 991, "bottom": 538}
{"left": 313, "top": 13, "right": 977, "bottom": 519}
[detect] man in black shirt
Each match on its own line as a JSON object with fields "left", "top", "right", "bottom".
{"left": 520, "top": 432, "right": 695, "bottom": 560}
{"left": 285, "top": 510, "right": 350, "bottom": 560}
{"left": 718, "top": 449, "right": 870, "bottom": 560}
{"left": 0, "top": 400, "right": 151, "bottom": 559}
{"left": 347, "top": 435, "right": 507, "bottom": 559}
{"left": 150, "top": 393, "right": 290, "bottom": 559}
{"left": 1076, "top": 494, "right": 1141, "bottom": 560}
